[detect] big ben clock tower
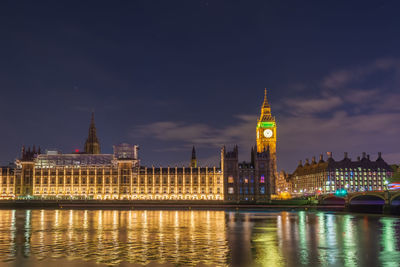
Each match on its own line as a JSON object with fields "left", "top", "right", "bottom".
{"left": 256, "top": 89, "right": 277, "bottom": 193}
{"left": 256, "top": 89, "right": 276, "bottom": 154}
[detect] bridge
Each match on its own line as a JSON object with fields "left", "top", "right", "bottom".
{"left": 318, "top": 191, "right": 400, "bottom": 214}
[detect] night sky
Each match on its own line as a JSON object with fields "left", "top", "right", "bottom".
{"left": 1, "top": 1, "right": 400, "bottom": 172}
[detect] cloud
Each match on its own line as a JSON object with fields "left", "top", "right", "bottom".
{"left": 343, "top": 89, "right": 379, "bottom": 104}
{"left": 132, "top": 114, "right": 256, "bottom": 150}
{"left": 283, "top": 96, "right": 342, "bottom": 115}
{"left": 322, "top": 58, "right": 399, "bottom": 89}
{"left": 373, "top": 93, "right": 400, "bottom": 112}
{"left": 134, "top": 121, "right": 213, "bottom": 143}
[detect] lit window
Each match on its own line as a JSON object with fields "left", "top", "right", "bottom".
{"left": 261, "top": 187, "right": 266, "bottom": 194}
{"left": 260, "top": 175, "right": 265, "bottom": 183}
{"left": 228, "top": 187, "right": 234, "bottom": 194}
{"left": 228, "top": 176, "right": 234, "bottom": 183}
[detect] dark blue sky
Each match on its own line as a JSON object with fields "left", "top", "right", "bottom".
{"left": 1, "top": 1, "right": 400, "bottom": 172}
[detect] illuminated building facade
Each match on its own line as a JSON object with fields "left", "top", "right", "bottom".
{"left": 222, "top": 145, "right": 271, "bottom": 201}
{"left": 0, "top": 90, "right": 276, "bottom": 201}
{"left": 276, "top": 170, "right": 292, "bottom": 194}
{"left": 0, "top": 149, "right": 223, "bottom": 200}
{"left": 289, "top": 152, "right": 393, "bottom": 195}
{"left": 0, "top": 115, "right": 223, "bottom": 200}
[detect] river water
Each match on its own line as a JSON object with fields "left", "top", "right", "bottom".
{"left": 0, "top": 209, "right": 399, "bottom": 266}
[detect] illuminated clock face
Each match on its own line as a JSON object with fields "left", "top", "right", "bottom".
{"left": 263, "top": 129, "right": 273, "bottom": 138}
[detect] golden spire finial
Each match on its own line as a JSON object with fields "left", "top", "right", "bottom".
{"left": 260, "top": 88, "right": 271, "bottom": 116}
{"left": 262, "top": 88, "right": 269, "bottom": 108}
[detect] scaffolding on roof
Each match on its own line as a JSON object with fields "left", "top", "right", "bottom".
{"left": 34, "top": 154, "right": 114, "bottom": 168}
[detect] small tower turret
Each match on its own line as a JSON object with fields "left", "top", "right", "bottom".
{"left": 190, "top": 146, "right": 197, "bottom": 168}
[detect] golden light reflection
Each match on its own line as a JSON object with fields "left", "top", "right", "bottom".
{"left": 1, "top": 210, "right": 400, "bottom": 266}
{"left": 0, "top": 210, "right": 229, "bottom": 266}
{"left": 247, "top": 213, "right": 285, "bottom": 267}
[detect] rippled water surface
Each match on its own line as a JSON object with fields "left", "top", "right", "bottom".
{"left": 0, "top": 209, "right": 399, "bottom": 266}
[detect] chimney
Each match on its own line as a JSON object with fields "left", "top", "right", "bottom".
{"left": 298, "top": 160, "right": 303, "bottom": 166}
{"left": 367, "top": 154, "right": 370, "bottom": 160}
{"left": 319, "top": 154, "right": 323, "bottom": 161}
{"left": 305, "top": 158, "right": 309, "bottom": 164}
{"left": 362, "top": 152, "right": 366, "bottom": 159}
{"left": 327, "top": 152, "right": 332, "bottom": 159}
{"left": 378, "top": 152, "right": 382, "bottom": 159}
{"left": 344, "top": 152, "right": 348, "bottom": 159}
{"left": 312, "top": 156, "right": 316, "bottom": 164}
{"left": 357, "top": 156, "right": 360, "bottom": 161}
{"left": 21, "top": 145, "right": 25, "bottom": 158}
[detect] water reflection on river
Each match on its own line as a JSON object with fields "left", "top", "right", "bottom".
{"left": 0, "top": 210, "right": 399, "bottom": 266}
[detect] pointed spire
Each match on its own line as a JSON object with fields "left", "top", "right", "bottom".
{"left": 261, "top": 88, "right": 271, "bottom": 113}
{"left": 258, "top": 88, "right": 273, "bottom": 125}
{"left": 263, "top": 88, "right": 268, "bottom": 107}
{"left": 84, "top": 112, "right": 101, "bottom": 154}
{"left": 90, "top": 111, "right": 95, "bottom": 126}
{"left": 191, "top": 146, "right": 196, "bottom": 159}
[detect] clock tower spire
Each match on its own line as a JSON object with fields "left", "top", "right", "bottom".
{"left": 260, "top": 88, "right": 273, "bottom": 121}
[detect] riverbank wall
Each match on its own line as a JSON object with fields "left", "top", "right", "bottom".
{"left": 0, "top": 199, "right": 346, "bottom": 212}
{"left": 1, "top": 200, "right": 398, "bottom": 215}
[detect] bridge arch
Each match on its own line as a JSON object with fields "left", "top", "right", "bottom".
{"left": 390, "top": 192, "right": 400, "bottom": 203}
{"left": 319, "top": 196, "right": 345, "bottom": 205}
{"left": 348, "top": 193, "right": 385, "bottom": 213}
{"left": 390, "top": 192, "right": 400, "bottom": 215}
{"left": 348, "top": 193, "right": 385, "bottom": 203}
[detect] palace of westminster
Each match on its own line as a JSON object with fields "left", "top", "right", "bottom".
{"left": 0, "top": 90, "right": 394, "bottom": 201}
